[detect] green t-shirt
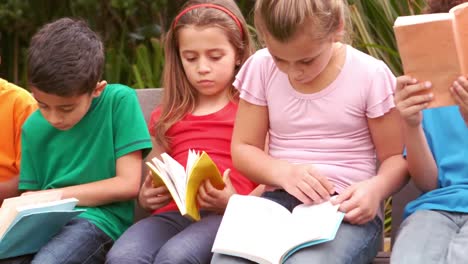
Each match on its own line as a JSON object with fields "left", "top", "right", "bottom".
{"left": 19, "top": 84, "right": 152, "bottom": 240}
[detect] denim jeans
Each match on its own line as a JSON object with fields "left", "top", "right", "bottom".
{"left": 105, "top": 211, "right": 223, "bottom": 264}
{"left": 0, "top": 218, "right": 113, "bottom": 264}
{"left": 391, "top": 210, "right": 468, "bottom": 264}
{"left": 211, "top": 190, "right": 382, "bottom": 264}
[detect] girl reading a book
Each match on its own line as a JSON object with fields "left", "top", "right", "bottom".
{"left": 105, "top": 1, "right": 260, "bottom": 263}
{"left": 390, "top": 1, "right": 468, "bottom": 263}
{"left": 212, "top": 0, "right": 408, "bottom": 263}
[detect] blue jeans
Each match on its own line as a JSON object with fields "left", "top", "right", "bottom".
{"left": 0, "top": 218, "right": 113, "bottom": 264}
{"left": 105, "top": 211, "right": 222, "bottom": 264}
{"left": 391, "top": 210, "right": 468, "bottom": 264}
{"left": 211, "top": 190, "right": 382, "bottom": 264}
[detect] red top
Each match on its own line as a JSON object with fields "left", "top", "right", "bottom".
{"left": 148, "top": 101, "right": 257, "bottom": 214}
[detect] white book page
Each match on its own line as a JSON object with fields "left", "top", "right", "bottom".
{"left": 185, "top": 149, "right": 199, "bottom": 184}
{"left": 1, "top": 190, "right": 63, "bottom": 209}
{"left": 283, "top": 201, "right": 340, "bottom": 252}
{"left": 450, "top": 2, "right": 468, "bottom": 14}
{"left": 212, "top": 195, "right": 290, "bottom": 264}
{"left": 161, "top": 153, "right": 188, "bottom": 205}
{"left": 148, "top": 159, "right": 184, "bottom": 210}
{"left": 394, "top": 13, "right": 452, "bottom": 27}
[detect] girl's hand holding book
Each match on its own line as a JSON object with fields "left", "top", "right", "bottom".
{"left": 394, "top": 76, "right": 433, "bottom": 127}
{"left": 451, "top": 76, "right": 468, "bottom": 125}
{"left": 138, "top": 174, "right": 172, "bottom": 211}
{"left": 332, "top": 178, "right": 381, "bottom": 225}
{"left": 197, "top": 169, "right": 236, "bottom": 213}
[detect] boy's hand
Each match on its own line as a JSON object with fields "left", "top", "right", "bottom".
{"left": 394, "top": 76, "right": 433, "bottom": 127}
{"left": 197, "top": 169, "right": 236, "bottom": 213}
{"left": 281, "top": 163, "right": 335, "bottom": 205}
{"left": 138, "top": 174, "right": 171, "bottom": 211}
{"left": 451, "top": 76, "right": 468, "bottom": 125}
{"left": 332, "top": 178, "right": 381, "bottom": 225}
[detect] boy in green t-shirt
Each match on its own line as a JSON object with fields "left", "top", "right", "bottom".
{"left": 1, "top": 18, "right": 152, "bottom": 263}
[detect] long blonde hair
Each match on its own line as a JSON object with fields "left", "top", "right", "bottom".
{"left": 154, "top": 0, "right": 254, "bottom": 150}
{"left": 254, "top": 0, "right": 350, "bottom": 43}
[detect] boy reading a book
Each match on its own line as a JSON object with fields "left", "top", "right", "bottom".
{"left": 390, "top": 1, "right": 468, "bottom": 263}
{"left": 0, "top": 18, "right": 152, "bottom": 264}
{"left": 0, "top": 60, "right": 37, "bottom": 203}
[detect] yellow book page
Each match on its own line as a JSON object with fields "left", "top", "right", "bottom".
{"left": 184, "top": 152, "right": 225, "bottom": 221}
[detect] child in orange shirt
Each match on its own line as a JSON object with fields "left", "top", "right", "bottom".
{"left": 0, "top": 77, "right": 37, "bottom": 202}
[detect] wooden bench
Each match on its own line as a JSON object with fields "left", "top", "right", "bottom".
{"left": 135, "top": 88, "right": 421, "bottom": 264}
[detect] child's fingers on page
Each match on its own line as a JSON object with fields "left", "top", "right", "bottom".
{"left": 400, "top": 103, "right": 428, "bottom": 118}
{"left": 456, "top": 76, "right": 468, "bottom": 90}
{"left": 453, "top": 80, "right": 468, "bottom": 101}
{"left": 395, "top": 75, "right": 415, "bottom": 92}
{"left": 401, "top": 93, "right": 432, "bottom": 109}
{"left": 333, "top": 184, "right": 355, "bottom": 205}
{"left": 343, "top": 207, "right": 362, "bottom": 224}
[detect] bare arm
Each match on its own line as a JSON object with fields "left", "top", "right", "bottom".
{"left": 0, "top": 176, "right": 20, "bottom": 202}
{"left": 231, "top": 100, "right": 283, "bottom": 185}
{"left": 57, "top": 150, "right": 142, "bottom": 206}
{"left": 395, "top": 76, "right": 438, "bottom": 192}
{"left": 231, "top": 100, "right": 333, "bottom": 204}
{"left": 367, "top": 108, "right": 408, "bottom": 200}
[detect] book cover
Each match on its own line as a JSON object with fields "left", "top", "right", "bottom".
{"left": 0, "top": 195, "right": 84, "bottom": 259}
{"left": 146, "top": 150, "right": 225, "bottom": 221}
{"left": 393, "top": 2, "right": 468, "bottom": 107}
{"left": 212, "top": 195, "right": 345, "bottom": 264}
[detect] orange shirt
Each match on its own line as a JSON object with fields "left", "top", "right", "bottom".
{"left": 0, "top": 79, "right": 37, "bottom": 182}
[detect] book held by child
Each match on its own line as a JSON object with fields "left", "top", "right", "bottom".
{"left": 0, "top": 190, "right": 84, "bottom": 259}
{"left": 212, "top": 195, "right": 345, "bottom": 264}
{"left": 393, "top": 2, "right": 468, "bottom": 107}
{"left": 146, "top": 150, "right": 225, "bottom": 221}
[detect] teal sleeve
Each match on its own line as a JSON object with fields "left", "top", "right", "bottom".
{"left": 113, "top": 88, "right": 152, "bottom": 159}
{"left": 18, "top": 129, "right": 39, "bottom": 190}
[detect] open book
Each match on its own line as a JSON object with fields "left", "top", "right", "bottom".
{"left": 0, "top": 190, "right": 84, "bottom": 259}
{"left": 146, "top": 150, "right": 225, "bottom": 221}
{"left": 393, "top": 2, "right": 468, "bottom": 107}
{"left": 212, "top": 195, "right": 345, "bottom": 264}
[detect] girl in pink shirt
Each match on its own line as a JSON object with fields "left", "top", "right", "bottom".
{"left": 213, "top": 0, "right": 407, "bottom": 263}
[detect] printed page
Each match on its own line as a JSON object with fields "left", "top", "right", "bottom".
{"left": 185, "top": 149, "right": 199, "bottom": 184}
{"left": 394, "top": 13, "right": 451, "bottom": 27}
{"left": 161, "top": 153, "right": 188, "bottom": 204}
{"left": 147, "top": 159, "right": 184, "bottom": 211}
{"left": 212, "top": 195, "right": 290, "bottom": 264}
{"left": 2, "top": 198, "right": 80, "bottom": 238}
{"left": 1, "top": 190, "right": 63, "bottom": 209}
{"left": 280, "top": 201, "right": 341, "bottom": 256}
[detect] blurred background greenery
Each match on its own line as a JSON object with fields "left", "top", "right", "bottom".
{"left": 0, "top": 0, "right": 427, "bottom": 238}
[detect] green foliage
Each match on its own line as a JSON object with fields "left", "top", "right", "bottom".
{"left": 132, "top": 38, "right": 164, "bottom": 88}
{"left": 348, "top": 0, "right": 426, "bottom": 75}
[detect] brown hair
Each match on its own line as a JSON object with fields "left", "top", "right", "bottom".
{"left": 154, "top": 0, "right": 254, "bottom": 150}
{"left": 28, "top": 18, "right": 104, "bottom": 96}
{"left": 424, "top": 0, "right": 468, "bottom": 13}
{"left": 254, "top": 0, "right": 349, "bottom": 42}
